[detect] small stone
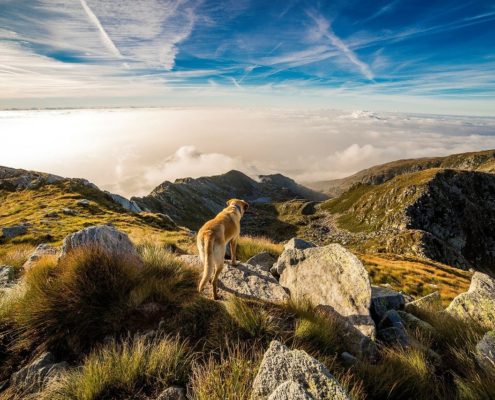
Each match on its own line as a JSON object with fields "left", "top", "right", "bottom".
{"left": 0, "top": 265, "right": 15, "bottom": 286}
{"left": 340, "top": 352, "right": 358, "bottom": 367}
{"left": 156, "top": 386, "right": 186, "bottom": 400}
{"left": 77, "top": 199, "right": 90, "bottom": 207}
{"left": 246, "top": 252, "right": 277, "bottom": 271}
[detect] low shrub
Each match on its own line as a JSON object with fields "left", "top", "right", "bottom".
{"left": 41, "top": 335, "right": 192, "bottom": 400}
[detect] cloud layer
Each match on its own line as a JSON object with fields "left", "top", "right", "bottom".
{"left": 1, "top": 108, "right": 494, "bottom": 197}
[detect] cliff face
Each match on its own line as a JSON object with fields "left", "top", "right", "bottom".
{"left": 322, "top": 168, "right": 495, "bottom": 270}
{"left": 132, "top": 170, "right": 327, "bottom": 229}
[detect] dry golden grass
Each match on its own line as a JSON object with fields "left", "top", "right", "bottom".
{"left": 360, "top": 253, "right": 471, "bottom": 304}
{"left": 236, "top": 235, "right": 283, "bottom": 262}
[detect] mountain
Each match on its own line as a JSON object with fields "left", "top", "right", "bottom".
{"left": 321, "top": 168, "right": 495, "bottom": 270}
{"left": 308, "top": 149, "right": 495, "bottom": 197}
{"left": 131, "top": 170, "right": 327, "bottom": 229}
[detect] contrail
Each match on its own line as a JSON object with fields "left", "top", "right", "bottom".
{"left": 79, "top": 0, "right": 122, "bottom": 58}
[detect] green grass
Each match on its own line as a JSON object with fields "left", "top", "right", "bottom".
{"left": 5, "top": 243, "right": 199, "bottom": 356}
{"left": 236, "top": 235, "right": 283, "bottom": 262}
{"left": 41, "top": 335, "right": 192, "bottom": 400}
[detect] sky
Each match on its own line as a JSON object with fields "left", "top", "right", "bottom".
{"left": 1, "top": 108, "right": 495, "bottom": 197}
{"left": 0, "top": 0, "right": 494, "bottom": 114}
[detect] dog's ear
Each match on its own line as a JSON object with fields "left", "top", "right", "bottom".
{"left": 241, "top": 200, "right": 249, "bottom": 210}
{"left": 226, "top": 199, "right": 234, "bottom": 206}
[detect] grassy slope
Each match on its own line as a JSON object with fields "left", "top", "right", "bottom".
{"left": 0, "top": 180, "right": 192, "bottom": 252}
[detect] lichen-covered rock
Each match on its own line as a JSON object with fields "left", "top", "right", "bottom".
{"left": 22, "top": 244, "right": 59, "bottom": 270}
{"left": 251, "top": 341, "right": 350, "bottom": 400}
{"left": 476, "top": 331, "right": 495, "bottom": 374}
{"left": 271, "top": 239, "right": 316, "bottom": 276}
{"left": 247, "top": 252, "right": 277, "bottom": 272}
{"left": 10, "top": 352, "right": 67, "bottom": 394}
{"left": 284, "top": 238, "right": 316, "bottom": 251}
{"left": 267, "top": 380, "right": 313, "bottom": 400}
{"left": 60, "top": 225, "right": 138, "bottom": 259}
{"left": 446, "top": 272, "right": 495, "bottom": 330}
{"left": 405, "top": 291, "right": 440, "bottom": 312}
{"left": 279, "top": 244, "right": 375, "bottom": 338}
{"left": 397, "top": 311, "right": 436, "bottom": 334}
{"left": 370, "top": 286, "right": 405, "bottom": 321}
{"left": 179, "top": 255, "right": 288, "bottom": 302}
{"left": 0, "top": 265, "right": 14, "bottom": 286}
{"left": 1, "top": 224, "right": 28, "bottom": 239}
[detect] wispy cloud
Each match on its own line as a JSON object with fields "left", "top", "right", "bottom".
{"left": 307, "top": 11, "right": 374, "bottom": 80}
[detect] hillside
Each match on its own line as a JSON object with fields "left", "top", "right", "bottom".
{"left": 309, "top": 149, "right": 495, "bottom": 197}
{"left": 132, "top": 170, "right": 327, "bottom": 230}
{"left": 0, "top": 166, "right": 190, "bottom": 252}
{"left": 321, "top": 168, "right": 495, "bottom": 270}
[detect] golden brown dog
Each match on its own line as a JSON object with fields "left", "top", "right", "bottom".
{"left": 197, "top": 198, "right": 249, "bottom": 299}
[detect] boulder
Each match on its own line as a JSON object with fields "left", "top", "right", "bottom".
{"left": 76, "top": 199, "right": 90, "bottom": 207}
{"left": 284, "top": 238, "right": 316, "bottom": 251}
{"left": 179, "top": 255, "right": 289, "bottom": 303}
{"left": 0, "top": 265, "right": 14, "bottom": 286}
{"left": 397, "top": 311, "right": 436, "bottom": 334}
{"left": 377, "top": 310, "right": 410, "bottom": 347}
{"left": 476, "top": 331, "right": 495, "bottom": 374}
{"left": 60, "top": 225, "right": 139, "bottom": 259}
{"left": 247, "top": 252, "right": 277, "bottom": 272}
{"left": 10, "top": 352, "right": 67, "bottom": 394}
{"left": 267, "top": 380, "right": 313, "bottom": 400}
{"left": 370, "top": 286, "right": 405, "bottom": 322}
{"left": 156, "top": 386, "right": 186, "bottom": 400}
{"left": 405, "top": 291, "right": 441, "bottom": 312}
{"left": 61, "top": 208, "right": 77, "bottom": 216}
{"left": 279, "top": 244, "right": 375, "bottom": 338}
{"left": 1, "top": 224, "right": 27, "bottom": 239}
{"left": 446, "top": 272, "right": 495, "bottom": 330}
{"left": 340, "top": 352, "right": 358, "bottom": 367}
{"left": 251, "top": 340, "right": 350, "bottom": 400}
{"left": 22, "top": 244, "right": 59, "bottom": 270}
{"left": 105, "top": 191, "right": 143, "bottom": 213}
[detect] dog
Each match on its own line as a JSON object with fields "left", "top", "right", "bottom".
{"left": 197, "top": 198, "right": 249, "bottom": 300}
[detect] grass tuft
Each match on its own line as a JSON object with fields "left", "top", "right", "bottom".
{"left": 236, "top": 236, "right": 283, "bottom": 262}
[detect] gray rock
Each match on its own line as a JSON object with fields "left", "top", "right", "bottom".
{"left": 246, "top": 252, "right": 277, "bottom": 272}
{"left": 156, "top": 386, "right": 186, "bottom": 400}
{"left": 268, "top": 380, "right": 313, "bottom": 400}
{"left": 340, "top": 352, "right": 358, "bottom": 367}
{"left": 397, "top": 311, "right": 436, "bottom": 334}
{"left": 1, "top": 224, "right": 27, "bottom": 239}
{"left": 378, "top": 310, "right": 405, "bottom": 331}
{"left": 180, "top": 255, "right": 289, "bottom": 302}
{"left": 279, "top": 244, "right": 375, "bottom": 339}
{"left": 105, "top": 191, "right": 143, "bottom": 213}
{"left": 284, "top": 238, "right": 316, "bottom": 251}
{"left": 446, "top": 272, "right": 495, "bottom": 330}
{"left": 22, "top": 244, "right": 59, "bottom": 270}
{"left": 405, "top": 291, "right": 441, "bottom": 312}
{"left": 377, "top": 326, "right": 410, "bottom": 347}
{"left": 0, "top": 265, "right": 15, "bottom": 286}
{"left": 476, "top": 331, "right": 495, "bottom": 374}
{"left": 371, "top": 286, "right": 405, "bottom": 322}
{"left": 251, "top": 340, "right": 350, "bottom": 400}
{"left": 76, "top": 199, "right": 90, "bottom": 207}
{"left": 45, "top": 211, "right": 59, "bottom": 218}
{"left": 10, "top": 352, "right": 67, "bottom": 394}
{"left": 61, "top": 208, "right": 77, "bottom": 216}
{"left": 60, "top": 225, "right": 139, "bottom": 259}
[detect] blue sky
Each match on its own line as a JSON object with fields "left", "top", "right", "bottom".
{"left": 1, "top": 0, "right": 494, "bottom": 114}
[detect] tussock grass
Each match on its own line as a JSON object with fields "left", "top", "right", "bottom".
{"left": 0, "top": 244, "right": 34, "bottom": 271}
{"left": 6, "top": 244, "right": 199, "bottom": 356}
{"left": 236, "top": 235, "right": 283, "bottom": 262}
{"left": 189, "top": 343, "right": 261, "bottom": 400}
{"left": 41, "top": 335, "right": 192, "bottom": 400}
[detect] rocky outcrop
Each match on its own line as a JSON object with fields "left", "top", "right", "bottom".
{"left": 105, "top": 191, "right": 143, "bottom": 213}
{"left": 271, "top": 238, "right": 315, "bottom": 276}
{"left": 10, "top": 352, "right": 67, "bottom": 395}
{"left": 22, "top": 244, "right": 59, "bottom": 270}
{"left": 446, "top": 272, "right": 495, "bottom": 330}
{"left": 251, "top": 341, "right": 350, "bottom": 400}
{"left": 1, "top": 224, "right": 28, "bottom": 240}
{"left": 405, "top": 291, "right": 440, "bottom": 312}
{"left": 370, "top": 286, "right": 405, "bottom": 321}
{"left": 246, "top": 252, "right": 277, "bottom": 272}
{"left": 179, "top": 256, "right": 288, "bottom": 302}
{"left": 279, "top": 244, "right": 375, "bottom": 338}
{"left": 476, "top": 331, "right": 495, "bottom": 374}
{"left": 60, "top": 225, "right": 139, "bottom": 259}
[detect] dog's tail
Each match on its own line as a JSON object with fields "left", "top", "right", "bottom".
{"left": 198, "top": 233, "right": 214, "bottom": 293}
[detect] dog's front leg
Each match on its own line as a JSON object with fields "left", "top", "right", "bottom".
{"left": 230, "top": 239, "right": 237, "bottom": 266}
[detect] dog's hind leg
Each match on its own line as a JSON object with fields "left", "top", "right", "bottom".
{"left": 212, "top": 263, "right": 224, "bottom": 300}
{"left": 198, "top": 235, "right": 214, "bottom": 294}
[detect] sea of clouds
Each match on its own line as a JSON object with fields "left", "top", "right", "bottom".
{"left": 1, "top": 107, "right": 494, "bottom": 197}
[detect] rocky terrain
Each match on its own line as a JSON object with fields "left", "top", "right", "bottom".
{"left": 1, "top": 149, "right": 495, "bottom": 399}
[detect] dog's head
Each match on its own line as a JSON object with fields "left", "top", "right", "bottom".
{"left": 226, "top": 198, "right": 249, "bottom": 216}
